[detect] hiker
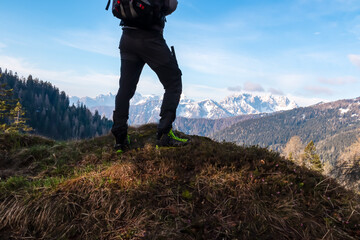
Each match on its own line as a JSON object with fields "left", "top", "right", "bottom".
{"left": 110, "top": 0, "right": 188, "bottom": 152}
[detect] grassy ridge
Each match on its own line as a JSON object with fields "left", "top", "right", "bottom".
{"left": 0, "top": 124, "right": 359, "bottom": 239}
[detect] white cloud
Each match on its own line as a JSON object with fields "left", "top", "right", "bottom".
{"left": 348, "top": 54, "right": 360, "bottom": 68}
{"left": 227, "top": 85, "right": 242, "bottom": 92}
{"left": 268, "top": 88, "right": 284, "bottom": 95}
{"left": 243, "top": 82, "right": 265, "bottom": 92}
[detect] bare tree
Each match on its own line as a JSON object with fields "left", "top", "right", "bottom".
{"left": 282, "top": 136, "right": 304, "bottom": 164}
{"left": 334, "top": 138, "right": 360, "bottom": 191}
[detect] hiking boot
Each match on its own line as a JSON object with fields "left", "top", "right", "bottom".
{"left": 156, "top": 129, "right": 189, "bottom": 147}
{"left": 114, "top": 135, "right": 130, "bottom": 153}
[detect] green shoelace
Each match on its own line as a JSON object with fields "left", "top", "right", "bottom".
{"left": 168, "top": 129, "right": 188, "bottom": 143}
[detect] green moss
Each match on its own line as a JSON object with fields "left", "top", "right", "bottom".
{"left": 181, "top": 190, "right": 193, "bottom": 200}
{"left": 0, "top": 176, "right": 65, "bottom": 197}
{"left": 0, "top": 176, "right": 30, "bottom": 192}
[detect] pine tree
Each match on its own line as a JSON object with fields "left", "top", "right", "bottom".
{"left": 0, "top": 84, "right": 16, "bottom": 131}
{"left": 0, "top": 84, "right": 31, "bottom": 133}
{"left": 7, "top": 101, "right": 32, "bottom": 133}
{"left": 302, "top": 141, "right": 323, "bottom": 172}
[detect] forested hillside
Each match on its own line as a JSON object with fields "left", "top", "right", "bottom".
{"left": 0, "top": 68, "right": 112, "bottom": 140}
{"left": 213, "top": 99, "right": 360, "bottom": 163}
{"left": 174, "top": 114, "right": 265, "bottom": 136}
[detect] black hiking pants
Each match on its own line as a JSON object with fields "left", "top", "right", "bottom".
{"left": 112, "top": 28, "right": 182, "bottom": 140}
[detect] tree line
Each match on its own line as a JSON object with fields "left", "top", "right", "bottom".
{"left": 0, "top": 68, "right": 112, "bottom": 140}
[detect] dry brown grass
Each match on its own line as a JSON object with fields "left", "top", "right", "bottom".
{"left": 0, "top": 124, "right": 359, "bottom": 239}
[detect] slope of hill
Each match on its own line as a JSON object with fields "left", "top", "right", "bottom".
{"left": 1, "top": 125, "right": 359, "bottom": 239}
{"left": 213, "top": 97, "right": 360, "bottom": 164}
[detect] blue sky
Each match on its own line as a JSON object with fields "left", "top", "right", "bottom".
{"left": 1, "top": 0, "right": 360, "bottom": 106}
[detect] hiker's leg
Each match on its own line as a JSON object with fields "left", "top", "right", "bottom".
{"left": 152, "top": 58, "right": 182, "bottom": 137}
{"left": 112, "top": 59, "right": 145, "bottom": 139}
{"left": 143, "top": 36, "right": 182, "bottom": 136}
{"left": 130, "top": 30, "right": 182, "bottom": 137}
{"left": 112, "top": 30, "right": 145, "bottom": 140}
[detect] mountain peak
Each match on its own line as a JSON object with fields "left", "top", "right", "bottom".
{"left": 220, "top": 92, "right": 298, "bottom": 115}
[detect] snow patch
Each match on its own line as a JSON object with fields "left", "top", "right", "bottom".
{"left": 339, "top": 108, "right": 350, "bottom": 114}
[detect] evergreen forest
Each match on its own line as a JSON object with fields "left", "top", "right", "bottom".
{"left": 0, "top": 68, "right": 112, "bottom": 140}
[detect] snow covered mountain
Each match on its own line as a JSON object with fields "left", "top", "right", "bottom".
{"left": 220, "top": 93, "right": 298, "bottom": 115}
{"left": 69, "top": 92, "right": 298, "bottom": 124}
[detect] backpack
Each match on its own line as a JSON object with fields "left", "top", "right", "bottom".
{"left": 106, "top": 0, "right": 160, "bottom": 28}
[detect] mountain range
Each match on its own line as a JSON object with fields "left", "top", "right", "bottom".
{"left": 68, "top": 89, "right": 360, "bottom": 168}
{"left": 211, "top": 97, "right": 360, "bottom": 165}
{"left": 70, "top": 92, "right": 298, "bottom": 124}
